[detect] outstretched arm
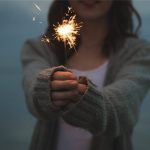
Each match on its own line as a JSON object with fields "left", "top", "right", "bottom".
{"left": 62, "top": 42, "right": 150, "bottom": 137}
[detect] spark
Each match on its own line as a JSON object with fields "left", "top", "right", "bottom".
{"left": 53, "top": 7, "right": 82, "bottom": 49}
{"left": 32, "top": 3, "right": 44, "bottom": 25}
{"left": 41, "top": 35, "right": 51, "bottom": 44}
{"left": 33, "top": 3, "right": 41, "bottom": 12}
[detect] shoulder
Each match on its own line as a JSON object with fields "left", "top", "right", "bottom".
{"left": 117, "top": 37, "right": 150, "bottom": 60}
{"left": 23, "top": 36, "right": 49, "bottom": 51}
{"left": 21, "top": 36, "right": 60, "bottom": 66}
{"left": 124, "top": 37, "right": 150, "bottom": 52}
{"left": 21, "top": 36, "right": 56, "bottom": 57}
{"left": 108, "top": 37, "right": 150, "bottom": 79}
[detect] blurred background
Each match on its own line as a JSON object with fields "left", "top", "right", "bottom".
{"left": 0, "top": 0, "right": 150, "bottom": 150}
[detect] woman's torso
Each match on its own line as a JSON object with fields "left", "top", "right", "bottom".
{"left": 55, "top": 60, "right": 109, "bottom": 150}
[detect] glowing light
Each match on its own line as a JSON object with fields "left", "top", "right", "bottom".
{"left": 41, "top": 35, "right": 51, "bottom": 44}
{"left": 53, "top": 7, "right": 82, "bottom": 49}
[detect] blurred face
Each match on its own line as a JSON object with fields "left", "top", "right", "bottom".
{"left": 68, "top": 0, "right": 113, "bottom": 21}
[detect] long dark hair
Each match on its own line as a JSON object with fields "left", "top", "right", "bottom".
{"left": 45, "top": 0, "right": 142, "bottom": 64}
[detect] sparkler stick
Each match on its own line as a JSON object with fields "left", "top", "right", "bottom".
{"left": 39, "top": 6, "right": 82, "bottom": 52}
{"left": 32, "top": 3, "right": 82, "bottom": 49}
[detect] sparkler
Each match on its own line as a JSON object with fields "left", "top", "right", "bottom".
{"left": 32, "top": 3, "right": 82, "bottom": 49}
{"left": 53, "top": 7, "right": 82, "bottom": 49}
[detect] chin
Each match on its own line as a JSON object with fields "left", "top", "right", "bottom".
{"left": 69, "top": 0, "right": 112, "bottom": 21}
{"left": 77, "top": 11, "right": 108, "bottom": 22}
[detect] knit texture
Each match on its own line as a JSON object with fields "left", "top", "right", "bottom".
{"left": 33, "top": 66, "right": 69, "bottom": 119}
{"left": 21, "top": 37, "right": 150, "bottom": 150}
{"left": 62, "top": 40, "right": 150, "bottom": 136}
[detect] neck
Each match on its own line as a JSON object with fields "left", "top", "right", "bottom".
{"left": 80, "top": 18, "right": 109, "bottom": 51}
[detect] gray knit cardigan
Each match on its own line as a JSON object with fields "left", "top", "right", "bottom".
{"left": 21, "top": 37, "right": 150, "bottom": 150}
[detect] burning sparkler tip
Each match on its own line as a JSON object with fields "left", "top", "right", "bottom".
{"left": 53, "top": 7, "right": 82, "bottom": 49}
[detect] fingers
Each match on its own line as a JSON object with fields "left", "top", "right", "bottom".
{"left": 52, "top": 71, "right": 77, "bottom": 80}
{"left": 78, "top": 83, "right": 87, "bottom": 94}
{"left": 51, "top": 90, "right": 79, "bottom": 100}
{"left": 51, "top": 80, "right": 78, "bottom": 90}
{"left": 50, "top": 71, "right": 87, "bottom": 108}
{"left": 51, "top": 71, "right": 78, "bottom": 91}
{"left": 53, "top": 100, "right": 70, "bottom": 107}
{"left": 53, "top": 100, "right": 76, "bottom": 108}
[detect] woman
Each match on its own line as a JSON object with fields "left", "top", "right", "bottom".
{"left": 21, "top": 0, "right": 150, "bottom": 150}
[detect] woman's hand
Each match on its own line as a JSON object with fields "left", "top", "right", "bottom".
{"left": 51, "top": 71, "right": 87, "bottom": 108}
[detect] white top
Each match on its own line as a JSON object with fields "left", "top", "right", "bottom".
{"left": 56, "top": 61, "right": 109, "bottom": 150}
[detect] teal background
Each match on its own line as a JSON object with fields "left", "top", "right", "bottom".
{"left": 0, "top": 1, "right": 150, "bottom": 150}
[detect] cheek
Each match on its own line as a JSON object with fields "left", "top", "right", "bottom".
{"left": 99, "top": 1, "right": 113, "bottom": 16}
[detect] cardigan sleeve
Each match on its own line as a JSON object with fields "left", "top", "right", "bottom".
{"left": 21, "top": 39, "right": 68, "bottom": 120}
{"left": 62, "top": 42, "right": 150, "bottom": 137}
